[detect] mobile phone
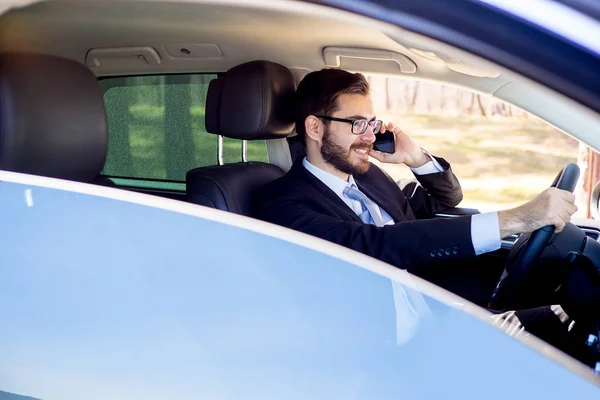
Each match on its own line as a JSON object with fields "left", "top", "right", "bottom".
{"left": 373, "top": 130, "right": 396, "bottom": 154}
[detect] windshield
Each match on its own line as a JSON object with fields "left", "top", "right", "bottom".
{"left": 0, "top": 175, "right": 597, "bottom": 399}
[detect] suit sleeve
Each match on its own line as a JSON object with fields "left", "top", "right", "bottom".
{"left": 400, "top": 157, "right": 464, "bottom": 219}
{"left": 260, "top": 193, "right": 476, "bottom": 274}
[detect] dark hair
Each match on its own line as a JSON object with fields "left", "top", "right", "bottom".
{"left": 294, "top": 69, "right": 369, "bottom": 140}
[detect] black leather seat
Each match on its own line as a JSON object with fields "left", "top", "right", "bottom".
{"left": 187, "top": 163, "right": 286, "bottom": 216}
{"left": 186, "top": 60, "right": 296, "bottom": 216}
{"left": 0, "top": 52, "right": 110, "bottom": 184}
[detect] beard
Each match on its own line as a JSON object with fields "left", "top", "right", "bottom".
{"left": 321, "top": 127, "right": 372, "bottom": 176}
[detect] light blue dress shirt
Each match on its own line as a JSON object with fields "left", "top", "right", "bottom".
{"left": 302, "top": 156, "right": 501, "bottom": 255}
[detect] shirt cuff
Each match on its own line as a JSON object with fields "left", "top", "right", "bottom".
{"left": 471, "top": 212, "right": 501, "bottom": 255}
{"left": 410, "top": 149, "right": 446, "bottom": 175}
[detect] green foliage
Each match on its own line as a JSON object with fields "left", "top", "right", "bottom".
{"left": 101, "top": 76, "right": 269, "bottom": 182}
{"left": 377, "top": 114, "right": 579, "bottom": 210}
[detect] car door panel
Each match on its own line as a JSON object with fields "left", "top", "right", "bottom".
{"left": 1, "top": 175, "right": 598, "bottom": 397}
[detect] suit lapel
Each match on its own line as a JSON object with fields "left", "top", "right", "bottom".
{"left": 290, "top": 161, "right": 364, "bottom": 223}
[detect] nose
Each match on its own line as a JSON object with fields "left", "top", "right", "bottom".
{"left": 361, "top": 125, "right": 376, "bottom": 143}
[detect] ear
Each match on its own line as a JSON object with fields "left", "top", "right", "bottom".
{"left": 304, "top": 115, "right": 323, "bottom": 144}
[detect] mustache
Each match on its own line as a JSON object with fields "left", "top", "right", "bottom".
{"left": 350, "top": 142, "right": 373, "bottom": 151}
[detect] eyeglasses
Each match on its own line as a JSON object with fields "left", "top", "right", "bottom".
{"left": 316, "top": 115, "right": 383, "bottom": 135}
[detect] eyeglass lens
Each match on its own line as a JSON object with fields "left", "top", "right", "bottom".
{"left": 352, "top": 119, "right": 382, "bottom": 134}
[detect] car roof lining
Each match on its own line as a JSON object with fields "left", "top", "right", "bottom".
{"left": 0, "top": 0, "right": 511, "bottom": 92}
{"left": 1, "top": 0, "right": 599, "bottom": 153}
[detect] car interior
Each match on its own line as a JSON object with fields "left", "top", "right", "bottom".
{"left": 1, "top": 0, "right": 600, "bottom": 372}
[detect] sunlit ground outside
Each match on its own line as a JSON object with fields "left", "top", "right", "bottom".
{"left": 371, "top": 114, "right": 581, "bottom": 214}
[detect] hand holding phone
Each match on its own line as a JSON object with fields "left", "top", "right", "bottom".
{"left": 371, "top": 123, "right": 430, "bottom": 168}
{"left": 373, "top": 130, "right": 396, "bottom": 154}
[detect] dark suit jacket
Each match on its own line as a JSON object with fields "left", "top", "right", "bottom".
{"left": 258, "top": 157, "right": 476, "bottom": 274}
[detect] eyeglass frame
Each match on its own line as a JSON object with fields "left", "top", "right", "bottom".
{"left": 315, "top": 115, "right": 383, "bottom": 135}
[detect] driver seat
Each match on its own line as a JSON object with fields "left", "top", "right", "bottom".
{"left": 186, "top": 60, "right": 296, "bottom": 216}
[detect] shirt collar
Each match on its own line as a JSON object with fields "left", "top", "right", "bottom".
{"left": 302, "top": 157, "right": 355, "bottom": 198}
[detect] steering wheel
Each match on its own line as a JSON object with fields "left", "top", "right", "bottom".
{"left": 489, "top": 163, "right": 580, "bottom": 310}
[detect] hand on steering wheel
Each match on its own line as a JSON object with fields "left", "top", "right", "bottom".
{"left": 490, "top": 163, "right": 580, "bottom": 310}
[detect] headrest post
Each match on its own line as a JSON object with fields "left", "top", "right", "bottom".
{"left": 242, "top": 140, "right": 248, "bottom": 163}
{"left": 217, "top": 135, "right": 224, "bottom": 166}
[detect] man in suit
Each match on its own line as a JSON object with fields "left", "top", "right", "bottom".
{"left": 258, "top": 69, "right": 598, "bottom": 357}
{"left": 259, "top": 68, "right": 577, "bottom": 273}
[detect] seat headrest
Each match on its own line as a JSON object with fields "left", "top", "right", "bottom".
{"left": 207, "top": 60, "right": 295, "bottom": 140}
{"left": 0, "top": 53, "right": 108, "bottom": 182}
